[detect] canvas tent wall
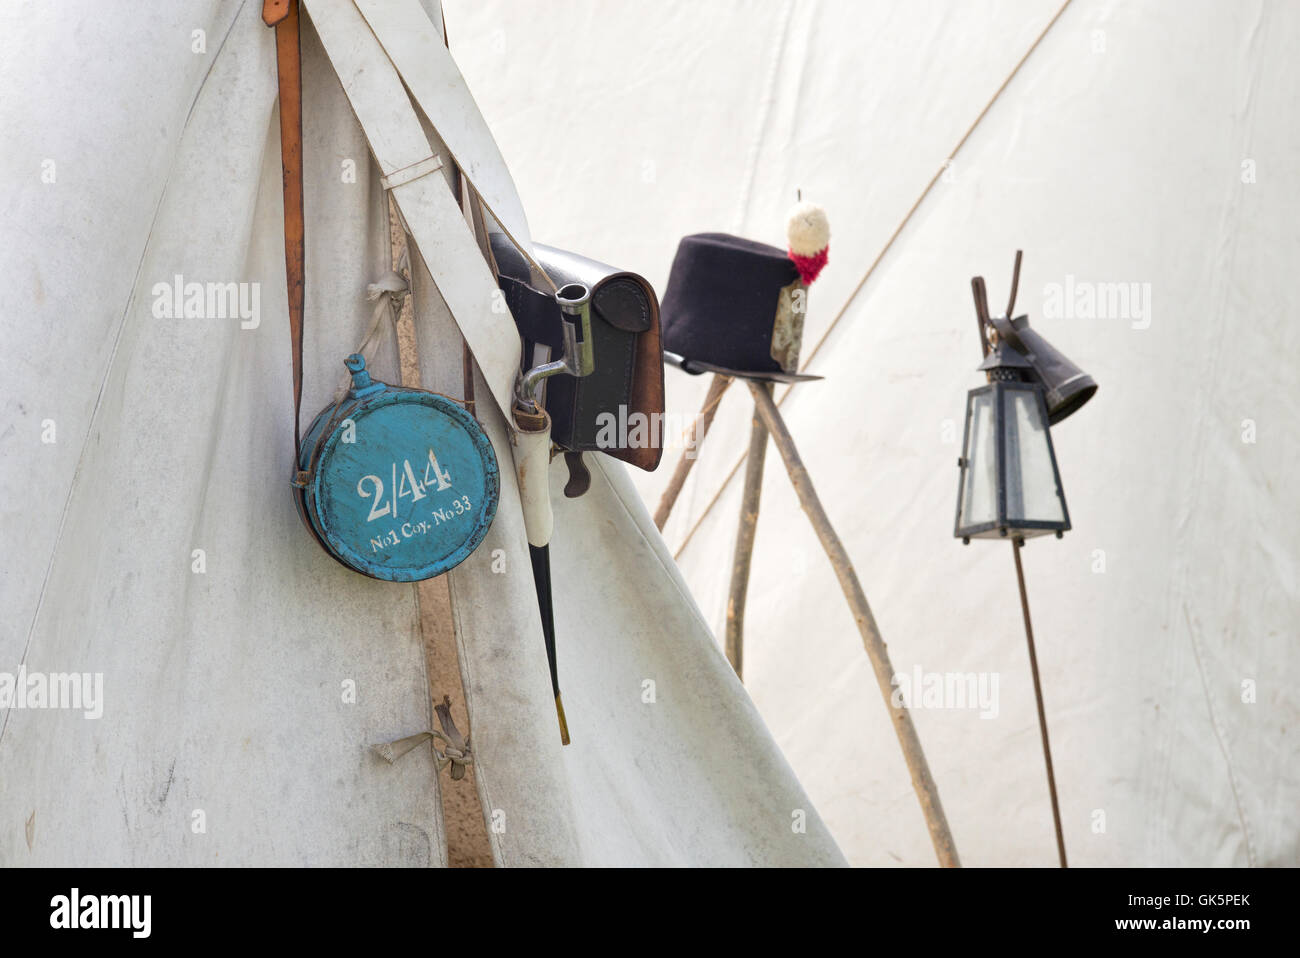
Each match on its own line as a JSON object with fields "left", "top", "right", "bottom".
{"left": 0, "top": 0, "right": 845, "bottom": 867}
{"left": 445, "top": 0, "right": 1300, "bottom": 865}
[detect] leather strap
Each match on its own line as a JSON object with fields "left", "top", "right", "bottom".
{"left": 265, "top": 0, "right": 305, "bottom": 454}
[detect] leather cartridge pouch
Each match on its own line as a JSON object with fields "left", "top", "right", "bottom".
{"left": 492, "top": 234, "right": 665, "bottom": 471}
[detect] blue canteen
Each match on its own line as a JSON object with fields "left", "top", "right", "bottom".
{"left": 294, "top": 354, "right": 499, "bottom": 581}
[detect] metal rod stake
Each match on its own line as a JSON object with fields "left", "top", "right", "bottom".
{"left": 1013, "top": 537, "right": 1068, "bottom": 867}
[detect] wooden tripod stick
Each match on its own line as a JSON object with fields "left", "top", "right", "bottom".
{"left": 724, "top": 382, "right": 771, "bottom": 677}
{"left": 653, "top": 374, "right": 733, "bottom": 530}
{"left": 747, "top": 380, "right": 961, "bottom": 867}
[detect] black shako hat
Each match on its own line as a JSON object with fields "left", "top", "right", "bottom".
{"left": 660, "top": 205, "right": 829, "bottom": 383}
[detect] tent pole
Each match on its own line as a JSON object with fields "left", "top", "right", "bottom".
{"left": 724, "top": 383, "right": 771, "bottom": 677}
{"left": 1012, "top": 538, "right": 1068, "bottom": 867}
{"left": 654, "top": 374, "right": 733, "bottom": 530}
{"left": 747, "top": 381, "right": 961, "bottom": 867}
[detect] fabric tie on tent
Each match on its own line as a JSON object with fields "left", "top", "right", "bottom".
{"left": 371, "top": 697, "right": 473, "bottom": 781}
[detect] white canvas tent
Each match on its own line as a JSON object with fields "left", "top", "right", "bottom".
{"left": 446, "top": 0, "right": 1300, "bottom": 865}
{"left": 0, "top": 0, "right": 845, "bottom": 867}
{"left": 4, "top": 0, "right": 1296, "bottom": 871}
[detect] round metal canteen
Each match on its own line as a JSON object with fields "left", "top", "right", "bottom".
{"left": 294, "top": 354, "right": 499, "bottom": 581}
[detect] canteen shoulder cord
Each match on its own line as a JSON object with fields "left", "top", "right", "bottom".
{"left": 330, "top": 263, "right": 410, "bottom": 404}
{"left": 334, "top": 261, "right": 479, "bottom": 411}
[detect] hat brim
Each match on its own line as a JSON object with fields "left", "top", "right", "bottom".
{"left": 664, "top": 351, "right": 823, "bottom": 384}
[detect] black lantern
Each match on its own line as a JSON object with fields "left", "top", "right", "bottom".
{"left": 954, "top": 336, "right": 1070, "bottom": 544}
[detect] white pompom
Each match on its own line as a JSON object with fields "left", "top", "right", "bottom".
{"left": 786, "top": 202, "right": 830, "bottom": 256}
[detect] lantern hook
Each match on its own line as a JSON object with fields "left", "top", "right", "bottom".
{"left": 970, "top": 276, "right": 992, "bottom": 357}
{"left": 970, "top": 249, "right": 1024, "bottom": 359}
{"left": 1006, "top": 249, "right": 1023, "bottom": 318}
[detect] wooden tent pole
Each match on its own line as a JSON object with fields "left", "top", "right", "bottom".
{"left": 654, "top": 374, "right": 733, "bottom": 530}
{"left": 747, "top": 380, "right": 961, "bottom": 867}
{"left": 723, "top": 383, "right": 771, "bottom": 677}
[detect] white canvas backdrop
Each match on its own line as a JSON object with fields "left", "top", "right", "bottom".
{"left": 447, "top": 0, "right": 1300, "bottom": 865}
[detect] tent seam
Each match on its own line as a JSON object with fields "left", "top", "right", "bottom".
{"left": 387, "top": 172, "right": 454, "bottom": 867}
{"left": 1182, "top": 604, "right": 1258, "bottom": 865}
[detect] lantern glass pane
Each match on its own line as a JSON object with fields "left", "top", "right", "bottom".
{"left": 958, "top": 391, "right": 998, "bottom": 529}
{"left": 1002, "top": 388, "right": 1064, "bottom": 524}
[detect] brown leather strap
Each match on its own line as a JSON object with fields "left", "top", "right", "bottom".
{"left": 265, "top": 0, "right": 305, "bottom": 453}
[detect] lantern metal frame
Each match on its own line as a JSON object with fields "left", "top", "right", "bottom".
{"left": 954, "top": 379, "right": 1071, "bottom": 544}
